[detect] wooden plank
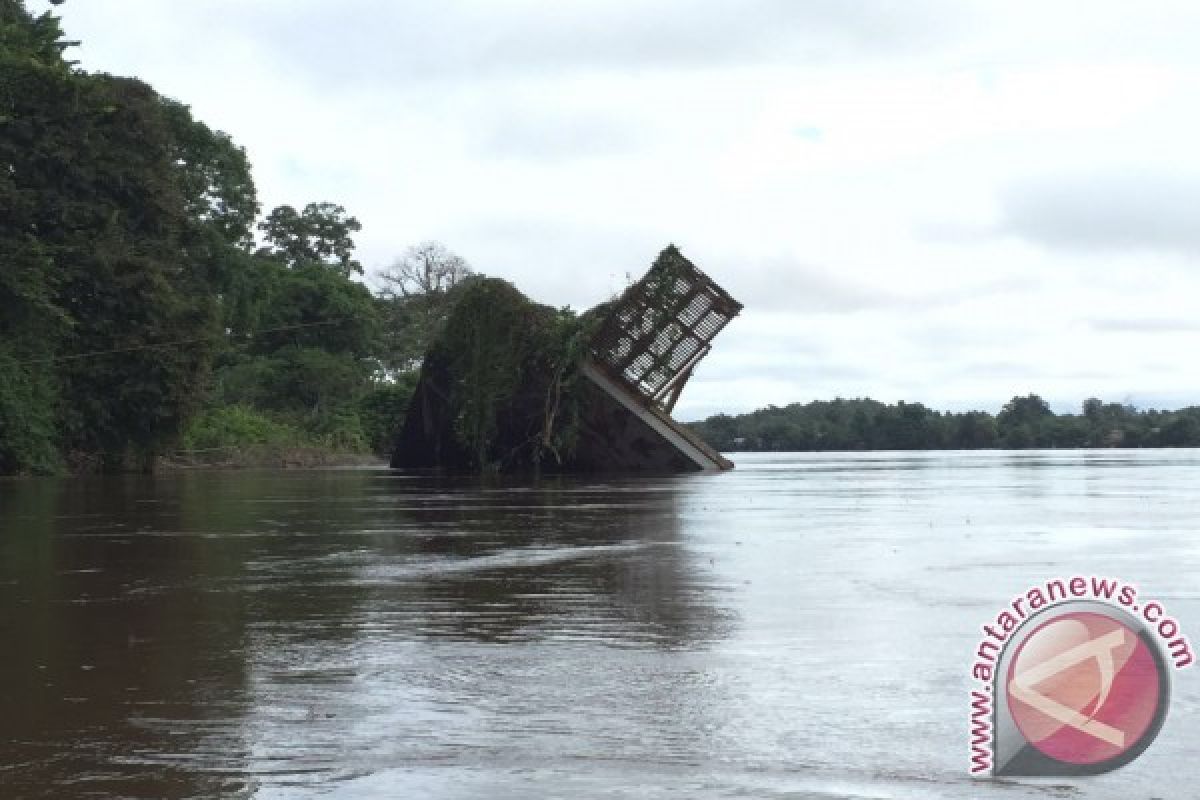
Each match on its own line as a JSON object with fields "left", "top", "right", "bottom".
{"left": 580, "top": 360, "right": 733, "bottom": 471}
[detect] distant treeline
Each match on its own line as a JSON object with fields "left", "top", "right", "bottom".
{"left": 688, "top": 395, "right": 1200, "bottom": 451}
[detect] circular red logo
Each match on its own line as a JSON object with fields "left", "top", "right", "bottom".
{"left": 1006, "top": 610, "right": 1164, "bottom": 765}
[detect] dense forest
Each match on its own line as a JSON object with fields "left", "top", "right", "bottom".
{"left": 688, "top": 395, "right": 1200, "bottom": 452}
{"left": 4, "top": 3, "right": 1199, "bottom": 476}
{"left": 0, "top": 1, "right": 471, "bottom": 474}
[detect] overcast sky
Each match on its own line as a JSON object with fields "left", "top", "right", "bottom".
{"left": 35, "top": 1, "right": 1200, "bottom": 420}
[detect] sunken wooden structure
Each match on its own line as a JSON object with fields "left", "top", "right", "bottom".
{"left": 589, "top": 247, "right": 742, "bottom": 414}
{"left": 390, "top": 245, "right": 742, "bottom": 473}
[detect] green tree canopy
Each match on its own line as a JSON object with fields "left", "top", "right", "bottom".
{"left": 257, "top": 202, "right": 363, "bottom": 275}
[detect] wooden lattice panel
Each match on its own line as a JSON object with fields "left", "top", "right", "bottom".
{"left": 589, "top": 246, "right": 742, "bottom": 407}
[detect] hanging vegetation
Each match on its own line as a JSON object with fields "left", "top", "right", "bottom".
{"left": 391, "top": 278, "right": 603, "bottom": 472}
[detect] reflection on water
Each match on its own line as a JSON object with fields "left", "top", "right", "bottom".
{"left": 2, "top": 451, "right": 1200, "bottom": 798}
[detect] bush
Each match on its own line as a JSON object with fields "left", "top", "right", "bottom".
{"left": 393, "top": 278, "right": 595, "bottom": 471}
{"left": 180, "top": 405, "right": 303, "bottom": 451}
{"left": 358, "top": 377, "right": 417, "bottom": 456}
{"left": 0, "top": 352, "right": 61, "bottom": 474}
{"left": 308, "top": 409, "right": 368, "bottom": 453}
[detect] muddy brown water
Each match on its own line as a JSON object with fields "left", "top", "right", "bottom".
{"left": 2, "top": 451, "right": 1199, "bottom": 798}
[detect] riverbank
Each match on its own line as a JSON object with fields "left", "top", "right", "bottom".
{"left": 157, "top": 445, "right": 385, "bottom": 471}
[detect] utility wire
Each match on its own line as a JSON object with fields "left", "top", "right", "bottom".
{"left": 13, "top": 317, "right": 353, "bottom": 366}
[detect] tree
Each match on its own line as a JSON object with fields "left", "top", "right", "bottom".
{"left": 358, "top": 376, "right": 418, "bottom": 455}
{"left": 0, "top": 1, "right": 73, "bottom": 66}
{"left": 214, "top": 259, "right": 381, "bottom": 418}
{"left": 997, "top": 394, "right": 1054, "bottom": 447}
{"left": 696, "top": 413, "right": 739, "bottom": 450}
{"left": 238, "top": 260, "right": 380, "bottom": 358}
{"left": 0, "top": 0, "right": 391, "bottom": 471}
{"left": 875, "top": 401, "right": 941, "bottom": 449}
{"left": 998, "top": 394, "right": 1053, "bottom": 425}
{"left": 379, "top": 241, "right": 472, "bottom": 298}
{"left": 161, "top": 100, "right": 259, "bottom": 252}
{"left": 1, "top": 3, "right": 228, "bottom": 471}
{"left": 51, "top": 75, "right": 220, "bottom": 470}
{"left": 952, "top": 411, "right": 997, "bottom": 449}
{"left": 258, "top": 202, "right": 363, "bottom": 275}
{"left": 376, "top": 241, "right": 474, "bottom": 371}
{"left": 1159, "top": 414, "right": 1200, "bottom": 447}
{"left": 0, "top": 0, "right": 75, "bottom": 472}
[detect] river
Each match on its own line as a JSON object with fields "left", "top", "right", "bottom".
{"left": 2, "top": 451, "right": 1198, "bottom": 798}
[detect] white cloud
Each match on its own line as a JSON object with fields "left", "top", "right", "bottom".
{"left": 1001, "top": 170, "right": 1200, "bottom": 255}
{"left": 33, "top": 0, "right": 1200, "bottom": 417}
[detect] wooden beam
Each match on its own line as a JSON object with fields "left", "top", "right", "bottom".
{"left": 580, "top": 360, "right": 733, "bottom": 471}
